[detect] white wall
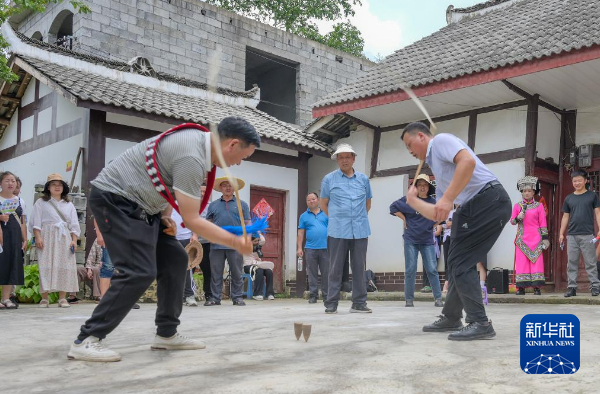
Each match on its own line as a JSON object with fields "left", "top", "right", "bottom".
{"left": 0, "top": 134, "right": 84, "bottom": 228}
{"left": 0, "top": 108, "right": 18, "bottom": 150}
{"left": 485, "top": 159, "right": 526, "bottom": 270}
{"left": 105, "top": 138, "right": 136, "bottom": 166}
{"left": 261, "top": 143, "right": 298, "bottom": 157}
{"left": 475, "top": 106, "right": 527, "bottom": 154}
{"left": 576, "top": 105, "right": 600, "bottom": 146}
{"left": 308, "top": 155, "right": 336, "bottom": 195}
{"left": 57, "top": 94, "right": 87, "bottom": 128}
{"left": 106, "top": 112, "right": 173, "bottom": 133}
{"left": 213, "top": 161, "right": 299, "bottom": 281}
{"left": 378, "top": 117, "right": 469, "bottom": 171}
{"left": 21, "top": 78, "right": 35, "bottom": 106}
{"left": 367, "top": 175, "right": 410, "bottom": 272}
{"left": 536, "top": 109, "right": 561, "bottom": 163}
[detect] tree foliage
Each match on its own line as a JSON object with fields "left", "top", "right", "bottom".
{"left": 206, "top": 0, "right": 365, "bottom": 57}
{"left": 1, "top": 1, "right": 90, "bottom": 82}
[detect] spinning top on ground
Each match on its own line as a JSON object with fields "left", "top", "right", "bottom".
{"left": 302, "top": 324, "right": 312, "bottom": 342}
{"left": 294, "top": 322, "right": 302, "bottom": 340}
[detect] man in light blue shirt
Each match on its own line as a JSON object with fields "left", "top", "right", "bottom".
{"left": 320, "top": 143, "right": 372, "bottom": 314}
{"left": 297, "top": 192, "right": 329, "bottom": 304}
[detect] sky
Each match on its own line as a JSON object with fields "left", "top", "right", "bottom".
{"left": 315, "top": 0, "right": 486, "bottom": 60}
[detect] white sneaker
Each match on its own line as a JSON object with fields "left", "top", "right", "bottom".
{"left": 67, "top": 336, "right": 121, "bottom": 362}
{"left": 267, "top": 295, "right": 275, "bottom": 300}
{"left": 252, "top": 295, "right": 263, "bottom": 301}
{"left": 184, "top": 296, "right": 198, "bottom": 306}
{"left": 151, "top": 333, "right": 206, "bottom": 350}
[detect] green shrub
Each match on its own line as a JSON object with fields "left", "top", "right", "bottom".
{"left": 16, "top": 264, "right": 59, "bottom": 304}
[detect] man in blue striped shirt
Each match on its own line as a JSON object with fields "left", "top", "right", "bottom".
{"left": 320, "top": 144, "right": 372, "bottom": 314}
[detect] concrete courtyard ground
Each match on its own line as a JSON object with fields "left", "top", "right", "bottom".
{"left": 2, "top": 299, "right": 599, "bottom": 393}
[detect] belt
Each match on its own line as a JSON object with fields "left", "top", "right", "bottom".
{"left": 477, "top": 180, "right": 501, "bottom": 195}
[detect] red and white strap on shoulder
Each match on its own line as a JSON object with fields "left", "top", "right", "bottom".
{"left": 145, "top": 123, "right": 215, "bottom": 223}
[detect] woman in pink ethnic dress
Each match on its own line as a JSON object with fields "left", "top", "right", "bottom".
{"left": 510, "top": 176, "right": 549, "bottom": 295}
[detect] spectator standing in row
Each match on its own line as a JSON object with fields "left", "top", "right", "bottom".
{"left": 0, "top": 171, "right": 26, "bottom": 309}
{"left": 390, "top": 174, "right": 443, "bottom": 308}
{"left": 206, "top": 178, "right": 251, "bottom": 306}
{"left": 297, "top": 192, "right": 329, "bottom": 304}
{"left": 321, "top": 143, "right": 372, "bottom": 314}
{"left": 559, "top": 170, "right": 600, "bottom": 297}
{"left": 30, "top": 173, "right": 80, "bottom": 308}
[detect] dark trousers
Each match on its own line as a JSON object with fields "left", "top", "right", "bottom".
{"left": 243, "top": 265, "right": 274, "bottom": 296}
{"left": 200, "top": 243, "right": 212, "bottom": 299}
{"left": 326, "top": 237, "right": 368, "bottom": 308}
{"left": 209, "top": 248, "right": 244, "bottom": 301}
{"left": 305, "top": 248, "right": 329, "bottom": 299}
{"left": 78, "top": 188, "right": 188, "bottom": 341}
{"left": 442, "top": 183, "right": 511, "bottom": 323}
{"left": 178, "top": 239, "right": 195, "bottom": 298}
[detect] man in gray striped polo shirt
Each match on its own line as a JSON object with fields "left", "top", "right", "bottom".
{"left": 68, "top": 117, "right": 259, "bottom": 362}
{"left": 402, "top": 122, "right": 511, "bottom": 341}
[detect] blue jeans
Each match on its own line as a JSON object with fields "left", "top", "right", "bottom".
{"left": 99, "top": 247, "right": 115, "bottom": 279}
{"left": 404, "top": 242, "right": 442, "bottom": 301}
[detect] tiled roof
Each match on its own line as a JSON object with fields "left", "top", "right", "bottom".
{"left": 314, "top": 0, "right": 600, "bottom": 108}
{"left": 14, "top": 31, "right": 258, "bottom": 99}
{"left": 453, "top": 0, "right": 514, "bottom": 13}
{"left": 19, "top": 55, "right": 330, "bottom": 153}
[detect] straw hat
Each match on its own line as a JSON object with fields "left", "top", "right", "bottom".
{"left": 43, "top": 173, "right": 70, "bottom": 195}
{"left": 185, "top": 239, "right": 204, "bottom": 270}
{"left": 331, "top": 143, "right": 357, "bottom": 160}
{"left": 413, "top": 174, "right": 435, "bottom": 196}
{"left": 213, "top": 176, "right": 245, "bottom": 192}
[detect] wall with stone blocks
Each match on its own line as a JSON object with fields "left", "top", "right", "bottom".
{"left": 16, "top": 0, "right": 374, "bottom": 126}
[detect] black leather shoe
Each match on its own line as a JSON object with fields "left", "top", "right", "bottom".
{"left": 232, "top": 299, "right": 246, "bottom": 306}
{"left": 350, "top": 304, "right": 372, "bottom": 313}
{"left": 516, "top": 287, "right": 525, "bottom": 295}
{"left": 308, "top": 297, "right": 317, "bottom": 304}
{"left": 423, "top": 315, "right": 463, "bottom": 332}
{"left": 204, "top": 299, "right": 221, "bottom": 306}
{"left": 325, "top": 306, "right": 337, "bottom": 314}
{"left": 405, "top": 300, "right": 414, "bottom": 307}
{"left": 132, "top": 303, "right": 140, "bottom": 309}
{"left": 448, "top": 321, "right": 496, "bottom": 341}
{"left": 564, "top": 288, "right": 576, "bottom": 297}
{"left": 592, "top": 287, "right": 600, "bottom": 296}
{"left": 533, "top": 288, "right": 541, "bottom": 296}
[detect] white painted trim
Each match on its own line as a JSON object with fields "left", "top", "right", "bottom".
{"left": 2, "top": 23, "right": 260, "bottom": 108}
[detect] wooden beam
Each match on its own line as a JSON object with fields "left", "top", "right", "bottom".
{"left": 260, "top": 136, "right": 330, "bottom": 158}
{"left": 1, "top": 95, "right": 20, "bottom": 104}
{"left": 561, "top": 110, "right": 577, "bottom": 159}
{"left": 501, "top": 79, "right": 564, "bottom": 114}
{"left": 525, "top": 94, "right": 539, "bottom": 175}
{"left": 245, "top": 149, "right": 302, "bottom": 170}
{"left": 380, "top": 99, "right": 528, "bottom": 132}
{"left": 467, "top": 113, "right": 477, "bottom": 150}
{"left": 373, "top": 147, "right": 527, "bottom": 178}
{"left": 0, "top": 118, "right": 10, "bottom": 126}
{"left": 370, "top": 127, "right": 381, "bottom": 178}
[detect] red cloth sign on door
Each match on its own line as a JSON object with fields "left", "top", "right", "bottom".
{"left": 252, "top": 198, "right": 275, "bottom": 219}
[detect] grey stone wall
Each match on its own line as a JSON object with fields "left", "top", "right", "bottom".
{"left": 16, "top": 0, "right": 374, "bottom": 126}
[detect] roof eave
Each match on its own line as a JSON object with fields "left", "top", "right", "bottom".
{"left": 313, "top": 44, "right": 600, "bottom": 119}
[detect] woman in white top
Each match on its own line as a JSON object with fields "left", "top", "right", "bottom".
{"left": 29, "top": 174, "right": 80, "bottom": 308}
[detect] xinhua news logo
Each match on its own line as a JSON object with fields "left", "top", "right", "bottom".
{"left": 520, "top": 314, "right": 580, "bottom": 374}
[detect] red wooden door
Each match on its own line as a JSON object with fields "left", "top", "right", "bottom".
{"left": 250, "top": 186, "right": 286, "bottom": 293}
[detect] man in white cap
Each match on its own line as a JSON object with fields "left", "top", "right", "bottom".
{"left": 320, "top": 143, "right": 372, "bottom": 314}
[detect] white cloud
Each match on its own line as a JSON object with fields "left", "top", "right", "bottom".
{"left": 314, "top": 0, "right": 403, "bottom": 60}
